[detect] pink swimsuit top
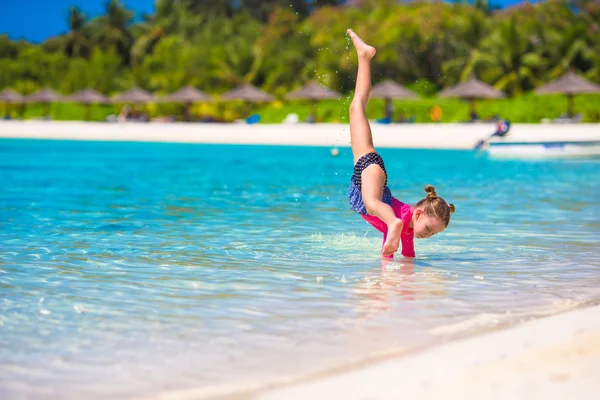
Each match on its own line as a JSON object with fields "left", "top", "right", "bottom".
{"left": 361, "top": 198, "right": 415, "bottom": 258}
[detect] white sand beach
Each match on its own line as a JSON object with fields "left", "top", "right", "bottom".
{"left": 257, "top": 305, "right": 600, "bottom": 400}
{"left": 1, "top": 120, "right": 599, "bottom": 149}
{"left": 147, "top": 305, "right": 600, "bottom": 400}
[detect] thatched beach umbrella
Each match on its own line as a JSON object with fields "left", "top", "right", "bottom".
{"left": 162, "top": 86, "right": 212, "bottom": 121}
{"left": 68, "top": 89, "right": 110, "bottom": 121}
{"left": 26, "top": 88, "right": 65, "bottom": 117}
{"left": 113, "top": 88, "right": 155, "bottom": 104}
{"left": 439, "top": 77, "right": 505, "bottom": 117}
{"left": 221, "top": 84, "right": 274, "bottom": 102}
{"left": 0, "top": 89, "right": 24, "bottom": 103}
{"left": 286, "top": 81, "right": 340, "bottom": 122}
{"left": 69, "top": 88, "right": 109, "bottom": 104}
{"left": 0, "top": 89, "right": 24, "bottom": 118}
{"left": 163, "top": 86, "right": 211, "bottom": 103}
{"left": 371, "top": 79, "right": 418, "bottom": 119}
{"left": 26, "top": 88, "right": 65, "bottom": 103}
{"left": 286, "top": 81, "right": 339, "bottom": 101}
{"left": 112, "top": 88, "right": 155, "bottom": 121}
{"left": 221, "top": 84, "right": 273, "bottom": 120}
{"left": 535, "top": 72, "right": 600, "bottom": 118}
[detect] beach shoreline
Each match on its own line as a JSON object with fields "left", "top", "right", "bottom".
{"left": 254, "top": 304, "right": 600, "bottom": 400}
{"left": 144, "top": 304, "right": 600, "bottom": 400}
{"left": 2, "top": 121, "right": 600, "bottom": 149}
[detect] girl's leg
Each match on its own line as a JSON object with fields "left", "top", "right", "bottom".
{"left": 361, "top": 164, "right": 403, "bottom": 256}
{"left": 347, "top": 29, "right": 376, "bottom": 164}
{"left": 348, "top": 29, "right": 403, "bottom": 256}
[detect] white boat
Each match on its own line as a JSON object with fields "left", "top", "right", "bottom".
{"left": 487, "top": 138, "right": 600, "bottom": 158}
{"left": 480, "top": 123, "right": 600, "bottom": 159}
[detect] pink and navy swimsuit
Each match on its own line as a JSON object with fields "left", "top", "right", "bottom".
{"left": 348, "top": 152, "right": 415, "bottom": 258}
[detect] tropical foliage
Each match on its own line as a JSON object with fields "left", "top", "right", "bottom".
{"left": 0, "top": 0, "right": 599, "bottom": 121}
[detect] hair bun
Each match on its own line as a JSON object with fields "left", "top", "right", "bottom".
{"left": 425, "top": 184, "right": 437, "bottom": 200}
{"left": 448, "top": 203, "right": 456, "bottom": 214}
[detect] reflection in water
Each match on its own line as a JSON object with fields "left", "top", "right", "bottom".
{"left": 356, "top": 259, "right": 418, "bottom": 314}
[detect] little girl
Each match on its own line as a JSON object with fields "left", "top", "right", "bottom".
{"left": 346, "top": 29, "right": 456, "bottom": 258}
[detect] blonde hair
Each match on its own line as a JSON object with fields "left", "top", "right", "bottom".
{"left": 415, "top": 185, "right": 455, "bottom": 227}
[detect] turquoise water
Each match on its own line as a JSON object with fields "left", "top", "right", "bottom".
{"left": 1, "top": 139, "right": 599, "bottom": 398}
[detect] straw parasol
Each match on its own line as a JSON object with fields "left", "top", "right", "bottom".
{"left": 371, "top": 79, "right": 418, "bottom": 119}
{"left": 535, "top": 72, "right": 600, "bottom": 117}
{"left": 286, "top": 81, "right": 339, "bottom": 101}
{"left": 26, "top": 88, "right": 65, "bottom": 103}
{"left": 26, "top": 88, "right": 65, "bottom": 117}
{"left": 286, "top": 81, "right": 340, "bottom": 122}
{"left": 439, "top": 77, "right": 505, "bottom": 117}
{"left": 0, "top": 89, "right": 23, "bottom": 119}
{"left": 69, "top": 88, "right": 109, "bottom": 104}
{"left": 163, "top": 86, "right": 211, "bottom": 103}
{"left": 111, "top": 88, "right": 155, "bottom": 122}
{"left": 0, "top": 89, "right": 24, "bottom": 103}
{"left": 221, "top": 84, "right": 273, "bottom": 120}
{"left": 221, "top": 84, "right": 274, "bottom": 102}
{"left": 68, "top": 89, "right": 110, "bottom": 121}
{"left": 113, "top": 88, "right": 155, "bottom": 121}
{"left": 162, "top": 86, "right": 212, "bottom": 121}
{"left": 113, "top": 88, "right": 155, "bottom": 104}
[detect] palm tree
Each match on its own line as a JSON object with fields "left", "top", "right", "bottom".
{"left": 528, "top": 14, "right": 593, "bottom": 79}
{"left": 240, "top": 0, "right": 309, "bottom": 22}
{"left": 442, "top": 8, "right": 489, "bottom": 84}
{"left": 64, "top": 7, "right": 92, "bottom": 58}
{"left": 87, "top": 0, "right": 135, "bottom": 65}
{"left": 204, "top": 14, "right": 264, "bottom": 86}
{"left": 135, "top": 35, "right": 209, "bottom": 93}
{"left": 182, "top": 0, "right": 235, "bottom": 17}
{"left": 130, "top": 0, "right": 202, "bottom": 67}
{"left": 256, "top": 8, "right": 313, "bottom": 92}
{"left": 472, "top": 16, "right": 545, "bottom": 95}
{"left": 0, "top": 34, "right": 19, "bottom": 58}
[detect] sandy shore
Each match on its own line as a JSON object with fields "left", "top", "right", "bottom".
{"left": 1, "top": 121, "right": 599, "bottom": 149}
{"left": 147, "top": 306, "right": 600, "bottom": 400}
{"left": 258, "top": 305, "right": 600, "bottom": 400}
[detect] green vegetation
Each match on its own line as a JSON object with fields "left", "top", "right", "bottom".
{"left": 4, "top": 93, "right": 598, "bottom": 123}
{"left": 1, "top": 0, "right": 599, "bottom": 122}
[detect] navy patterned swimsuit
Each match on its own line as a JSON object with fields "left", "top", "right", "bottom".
{"left": 348, "top": 152, "right": 393, "bottom": 215}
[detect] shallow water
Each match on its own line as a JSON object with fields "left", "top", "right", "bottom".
{"left": 1, "top": 139, "right": 599, "bottom": 398}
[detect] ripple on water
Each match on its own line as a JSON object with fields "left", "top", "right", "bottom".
{"left": 1, "top": 141, "right": 599, "bottom": 398}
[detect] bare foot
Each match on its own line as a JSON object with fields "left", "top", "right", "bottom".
{"left": 347, "top": 29, "right": 376, "bottom": 59}
{"left": 382, "top": 219, "right": 403, "bottom": 256}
